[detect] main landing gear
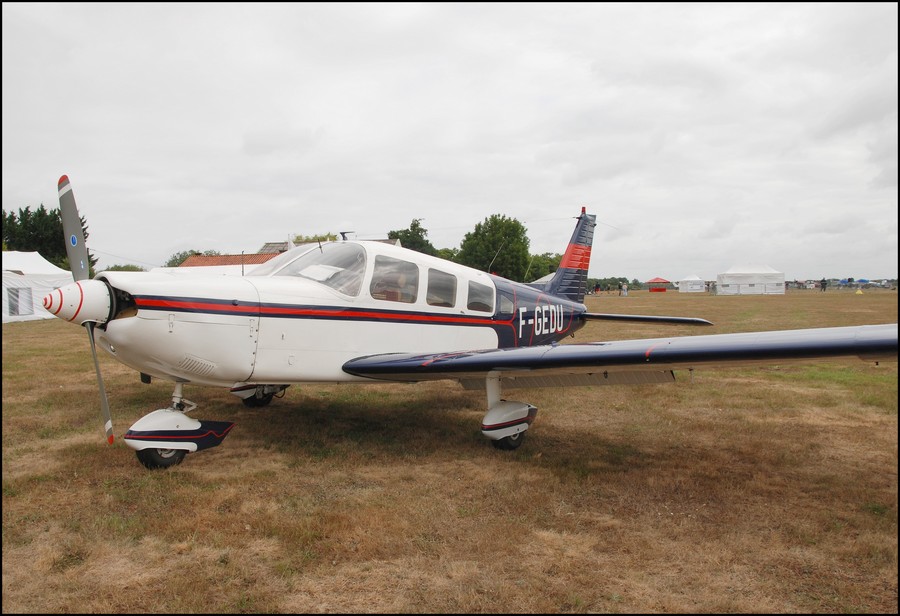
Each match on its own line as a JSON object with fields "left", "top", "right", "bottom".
{"left": 479, "top": 374, "right": 538, "bottom": 451}
{"left": 231, "top": 384, "right": 290, "bottom": 408}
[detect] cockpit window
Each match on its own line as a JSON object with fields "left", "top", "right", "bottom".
{"left": 251, "top": 243, "right": 366, "bottom": 296}
{"left": 246, "top": 244, "right": 316, "bottom": 277}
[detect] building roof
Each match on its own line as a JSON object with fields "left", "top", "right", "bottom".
{"left": 258, "top": 242, "right": 292, "bottom": 254}
{"left": 180, "top": 253, "right": 281, "bottom": 267}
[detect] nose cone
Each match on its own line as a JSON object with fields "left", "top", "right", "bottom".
{"left": 43, "top": 279, "right": 112, "bottom": 325}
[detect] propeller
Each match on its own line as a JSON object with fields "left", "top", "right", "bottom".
{"left": 58, "top": 175, "right": 115, "bottom": 444}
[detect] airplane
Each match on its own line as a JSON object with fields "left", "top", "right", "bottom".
{"left": 44, "top": 175, "right": 898, "bottom": 470}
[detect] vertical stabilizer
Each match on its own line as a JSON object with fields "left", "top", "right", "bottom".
{"left": 532, "top": 207, "right": 596, "bottom": 303}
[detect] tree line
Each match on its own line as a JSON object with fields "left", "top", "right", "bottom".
{"left": 2, "top": 205, "right": 98, "bottom": 275}
{"left": 3, "top": 205, "right": 641, "bottom": 287}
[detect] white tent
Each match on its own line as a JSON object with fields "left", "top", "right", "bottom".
{"left": 678, "top": 274, "right": 706, "bottom": 293}
{"left": 2, "top": 251, "right": 73, "bottom": 323}
{"left": 716, "top": 264, "right": 784, "bottom": 295}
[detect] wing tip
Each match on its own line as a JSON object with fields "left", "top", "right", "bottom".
{"left": 58, "top": 174, "right": 69, "bottom": 186}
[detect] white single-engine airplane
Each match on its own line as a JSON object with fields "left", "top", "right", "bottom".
{"left": 45, "top": 176, "right": 898, "bottom": 470}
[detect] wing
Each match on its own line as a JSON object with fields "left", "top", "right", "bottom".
{"left": 343, "top": 324, "right": 898, "bottom": 389}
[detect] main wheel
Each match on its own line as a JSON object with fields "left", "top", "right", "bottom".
{"left": 136, "top": 447, "right": 187, "bottom": 470}
{"left": 491, "top": 431, "right": 526, "bottom": 451}
{"left": 242, "top": 392, "right": 274, "bottom": 407}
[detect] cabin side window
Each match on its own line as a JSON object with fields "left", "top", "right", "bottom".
{"left": 426, "top": 269, "right": 457, "bottom": 307}
{"left": 466, "top": 280, "right": 494, "bottom": 312}
{"left": 370, "top": 256, "right": 419, "bottom": 303}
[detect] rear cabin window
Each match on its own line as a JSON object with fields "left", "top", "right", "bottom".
{"left": 370, "top": 256, "right": 419, "bottom": 303}
{"left": 426, "top": 269, "right": 457, "bottom": 307}
{"left": 466, "top": 280, "right": 494, "bottom": 312}
{"left": 498, "top": 293, "right": 514, "bottom": 317}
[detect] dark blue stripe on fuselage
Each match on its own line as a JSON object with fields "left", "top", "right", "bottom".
{"left": 132, "top": 286, "right": 588, "bottom": 350}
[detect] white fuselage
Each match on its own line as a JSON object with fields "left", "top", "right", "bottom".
{"left": 94, "top": 241, "right": 502, "bottom": 387}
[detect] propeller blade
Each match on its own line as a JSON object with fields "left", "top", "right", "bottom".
{"left": 58, "top": 175, "right": 113, "bottom": 444}
{"left": 86, "top": 320, "right": 114, "bottom": 444}
{"left": 58, "top": 175, "right": 90, "bottom": 281}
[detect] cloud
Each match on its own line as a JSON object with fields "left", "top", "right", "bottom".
{"left": 2, "top": 3, "right": 897, "bottom": 280}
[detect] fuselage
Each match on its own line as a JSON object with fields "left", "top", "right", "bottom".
{"left": 68, "top": 241, "right": 588, "bottom": 387}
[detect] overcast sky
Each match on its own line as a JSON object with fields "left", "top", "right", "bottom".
{"left": 3, "top": 3, "right": 897, "bottom": 281}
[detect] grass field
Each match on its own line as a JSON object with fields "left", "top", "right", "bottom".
{"left": 2, "top": 288, "right": 897, "bottom": 613}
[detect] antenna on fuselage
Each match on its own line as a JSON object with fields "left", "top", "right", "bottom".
{"left": 339, "top": 231, "right": 354, "bottom": 241}
{"left": 524, "top": 254, "right": 535, "bottom": 281}
{"left": 488, "top": 239, "right": 506, "bottom": 273}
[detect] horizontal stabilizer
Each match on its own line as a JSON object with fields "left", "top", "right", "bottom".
{"left": 583, "top": 313, "right": 713, "bottom": 326}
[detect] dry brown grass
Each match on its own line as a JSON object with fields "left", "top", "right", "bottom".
{"left": 2, "top": 288, "right": 897, "bottom": 613}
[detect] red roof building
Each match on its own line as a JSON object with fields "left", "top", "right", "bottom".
{"left": 179, "top": 253, "right": 281, "bottom": 267}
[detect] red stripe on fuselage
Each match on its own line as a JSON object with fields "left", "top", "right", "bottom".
{"left": 258, "top": 306, "right": 497, "bottom": 325}
{"left": 133, "top": 297, "right": 501, "bottom": 327}
{"left": 136, "top": 297, "right": 260, "bottom": 314}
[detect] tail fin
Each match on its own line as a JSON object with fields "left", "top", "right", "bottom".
{"left": 529, "top": 207, "right": 596, "bottom": 303}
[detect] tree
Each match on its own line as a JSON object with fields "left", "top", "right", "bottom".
{"left": 436, "top": 247, "right": 459, "bottom": 262}
{"left": 3, "top": 204, "right": 97, "bottom": 274}
{"left": 457, "top": 214, "right": 530, "bottom": 281}
{"left": 104, "top": 264, "right": 146, "bottom": 272}
{"left": 165, "top": 249, "right": 221, "bottom": 268}
{"left": 388, "top": 219, "right": 438, "bottom": 256}
{"left": 293, "top": 232, "right": 338, "bottom": 244}
{"left": 525, "top": 252, "right": 562, "bottom": 282}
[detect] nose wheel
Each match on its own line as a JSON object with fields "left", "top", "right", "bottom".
{"left": 491, "top": 431, "right": 526, "bottom": 450}
{"left": 136, "top": 447, "right": 187, "bottom": 469}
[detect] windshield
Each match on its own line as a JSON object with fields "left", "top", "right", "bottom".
{"left": 248, "top": 244, "right": 316, "bottom": 276}
{"left": 250, "top": 243, "right": 366, "bottom": 296}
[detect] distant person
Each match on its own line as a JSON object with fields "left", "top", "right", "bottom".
{"left": 617, "top": 282, "right": 622, "bottom": 296}
{"left": 622, "top": 282, "right": 628, "bottom": 296}
{"left": 820, "top": 278, "right": 827, "bottom": 292}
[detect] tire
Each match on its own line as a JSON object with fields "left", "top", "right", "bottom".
{"left": 136, "top": 447, "right": 187, "bottom": 470}
{"left": 491, "top": 431, "right": 526, "bottom": 451}
{"left": 242, "top": 392, "right": 274, "bottom": 407}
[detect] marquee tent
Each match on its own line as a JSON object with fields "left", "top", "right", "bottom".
{"left": 2, "top": 251, "right": 73, "bottom": 323}
{"left": 646, "top": 277, "right": 670, "bottom": 292}
{"left": 716, "top": 264, "right": 784, "bottom": 295}
{"left": 678, "top": 274, "right": 706, "bottom": 293}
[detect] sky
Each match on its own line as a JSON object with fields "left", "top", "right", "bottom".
{"left": 2, "top": 2, "right": 897, "bottom": 282}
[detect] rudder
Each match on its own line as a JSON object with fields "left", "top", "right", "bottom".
{"left": 532, "top": 207, "right": 596, "bottom": 303}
